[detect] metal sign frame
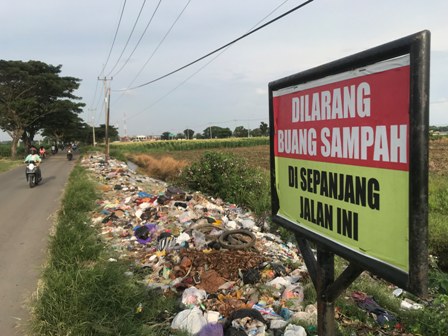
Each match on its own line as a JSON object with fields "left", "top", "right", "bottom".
{"left": 269, "top": 30, "right": 430, "bottom": 296}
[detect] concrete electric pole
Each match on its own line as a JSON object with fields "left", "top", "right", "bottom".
{"left": 98, "top": 76, "right": 113, "bottom": 162}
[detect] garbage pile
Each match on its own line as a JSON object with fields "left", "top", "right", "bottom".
{"left": 82, "top": 154, "right": 315, "bottom": 335}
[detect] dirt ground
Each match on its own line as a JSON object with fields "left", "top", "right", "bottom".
{"left": 136, "top": 145, "right": 271, "bottom": 171}
{"left": 429, "top": 137, "right": 448, "bottom": 175}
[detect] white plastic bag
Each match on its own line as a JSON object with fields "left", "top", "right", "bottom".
{"left": 171, "top": 307, "right": 207, "bottom": 335}
{"left": 284, "top": 323, "right": 307, "bottom": 336}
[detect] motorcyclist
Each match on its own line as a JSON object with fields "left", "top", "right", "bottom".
{"left": 66, "top": 144, "right": 73, "bottom": 160}
{"left": 39, "top": 146, "right": 46, "bottom": 159}
{"left": 29, "top": 144, "right": 38, "bottom": 153}
{"left": 24, "top": 147, "right": 42, "bottom": 181}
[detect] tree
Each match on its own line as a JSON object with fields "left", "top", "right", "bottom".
{"left": 184, "top": 129, "right": 195, "bottom": 140}
{"left": 259, "top": 122, "right": 269, "bottom": 136}
{"left": 250, "top": 128, "right": 262, "bottom": 137}
{"left": 201, "top": 126, "right": 232, "bottom": 139}
{"left": 161, "top": 132, "right": 175, "bottom": 140}
{"left": 40, "top": 101, "right": 85, "bottom": 146}
{"left": 233, "top": 125, "right": 249, "bottom": 137}
{"left": 94, "top": 124, "right": 119, "bottom": 143}
{"left": 95, "top": 124, "right": 120, "bottom": 142}
{"left": 0, "top": 60, "right": 83, "bottom": 157}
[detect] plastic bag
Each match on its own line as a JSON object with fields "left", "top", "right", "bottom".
{"left": 171, "top": 307, "right": 207, "bottom": 335}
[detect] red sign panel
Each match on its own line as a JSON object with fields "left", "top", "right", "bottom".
{"left": 273, "top": 66, "right": 410, "bottom": 171}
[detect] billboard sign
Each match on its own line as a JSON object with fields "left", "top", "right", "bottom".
{"left": 269, "top": 31, "right": 430, "bottom": 294}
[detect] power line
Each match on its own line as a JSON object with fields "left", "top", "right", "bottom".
{"left": 89, "top": 79, "right": 100, "bottom": 109}
{"left": 112, "top": 0, "right": 191, "bottom": 106}
{"left": 90, "top": 0, "right": 126, "bottom": 113}
{"left": 99, "top": 0, "right": 127, "bottom": 77}
{"left": 106, "top": 0, "right": 148, "bottom": 77}
{"left": 116, "top": 0, "right": 315, "bottom": 91}
{"left": 127, "top": 0, "right": 291, "bottom": 120}
{"left": 122, "top": 0, "right": 192, "bottom": 89}
{"left": 110, "top": 0, "right": 163, "bottom": 78}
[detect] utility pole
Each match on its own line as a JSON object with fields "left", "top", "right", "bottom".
{"left": 92, "top": 116, "right": 96, "bottom": 146}
{"left": 98, "top": 76, "right": 113, "bottom": 162}
{"left": 123, "top": 111, "right": 127, "bottom": 141}
{"left": 88, "top": 108, "right": 96, "bottom": 146}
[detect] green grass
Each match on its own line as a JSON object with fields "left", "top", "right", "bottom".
{"left": 0, "top": 158, "right": 22, "bottom": 173}
{"left": 428, "top": 174, "right": 448, "bottom": 271}
{"left": 30, "top": 165, "right": 181, "bottom": 336}
{"left": 0, "top": 142, "right": 28, "bottom": 158}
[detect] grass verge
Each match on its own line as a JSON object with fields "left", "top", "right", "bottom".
{"left": 0, "top": 158, "right": 22, "bottom": 173}
{"left": 30, "top": 165, "right": 180, "bottom": 336}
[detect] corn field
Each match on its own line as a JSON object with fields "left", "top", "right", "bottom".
{"left": 110, "top": 137, "right": 269, "bottom": 153}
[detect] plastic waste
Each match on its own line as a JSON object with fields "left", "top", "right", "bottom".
{"left": 198, "top": 323, "right": 224, "bottom": 336}
{"left": 284, "top": 324, "right": 307, "bottom": 336}
{"left": 400, "top": 298, "right": 424, "bottom": 310}
{"left": 181, "top": 286, "right": 207, "bottom": 306}
{"left": 192, "top": 229, "right": 207, "bottom": 249}
{"left": 171, "top": 307, "right": 207, "bottom": 335}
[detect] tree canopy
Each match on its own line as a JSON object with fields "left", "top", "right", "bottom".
{"left": 0, "top": 60, "right": 84, "bottom": 157}
{"left": 233, "top": 125, "right": 249, "bottom": 138}
{"left": 201, "top": 126, "right": 232, "bottom": 139}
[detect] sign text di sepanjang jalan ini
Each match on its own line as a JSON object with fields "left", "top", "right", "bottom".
{"left": 273, "top": 56, "right": 410, "bottom": 272}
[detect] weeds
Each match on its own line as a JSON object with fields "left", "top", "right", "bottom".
{"left": 131, "top": 154, "right": 187, "bottom": 182}
{"left": 30, "top": 166, "right": 180, "bottom": 336}
{"left": 428, "top": 174, "right": 448, "bottom": 272}
{"left": 177, "top": 151, "right": 271, "bottom": 218}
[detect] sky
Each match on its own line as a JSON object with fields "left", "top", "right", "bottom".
{"left": 1, "top": 0, "right": 447, "bottom": 141}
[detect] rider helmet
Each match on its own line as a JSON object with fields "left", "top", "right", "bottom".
{"left": 30, "top": 148, "right": 37, "bottom": 154}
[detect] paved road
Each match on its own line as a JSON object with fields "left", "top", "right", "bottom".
{"left": 0, "top": 152, "right": 75, "bottom": 335}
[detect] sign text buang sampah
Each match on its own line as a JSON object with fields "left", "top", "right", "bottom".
{"left": 277, "top": 82, "right": 407, "bottom": 165}
{"left": 273, "top": 64, "right": 410, "bottom": 248}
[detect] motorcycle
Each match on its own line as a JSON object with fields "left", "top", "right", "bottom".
{"left": 67, "top": 149, "right": 73, "bottom": 161}
{"left": 25, "top": 161, "right": 41, "bottom": 188}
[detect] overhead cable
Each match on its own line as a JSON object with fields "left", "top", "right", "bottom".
{"left": 111, "top": 0, "right": 163, "bottom": 78}
{"left": 127, "top": 0, "right": 291, "bottom": 120}
{"left": 113, "top": 0, "right": 191, "bottom": 105}
{"left": 99, "top": 0, "right": 127, "bottom": 77}
{"left": 116, "top": 0, "right": 314, "bottom": 91}
{"left": 106, "top": 0, "right": 148, "bottom": 77}
{"left": 90, "top": 0, "right": 126, "bottom": 111}
{"left": 122, "top": 0, "right": 192, "bottom": 90}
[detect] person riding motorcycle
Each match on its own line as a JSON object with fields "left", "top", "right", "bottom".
{"left": 24, "top": 147, "right": 42, "bottom": 181}
{"left": 39, "top": 146, "right": 46, "bottom": 159}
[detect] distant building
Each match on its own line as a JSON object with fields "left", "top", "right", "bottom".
{"left": 131, "top": 135, "right": 147, "bottom": 142}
